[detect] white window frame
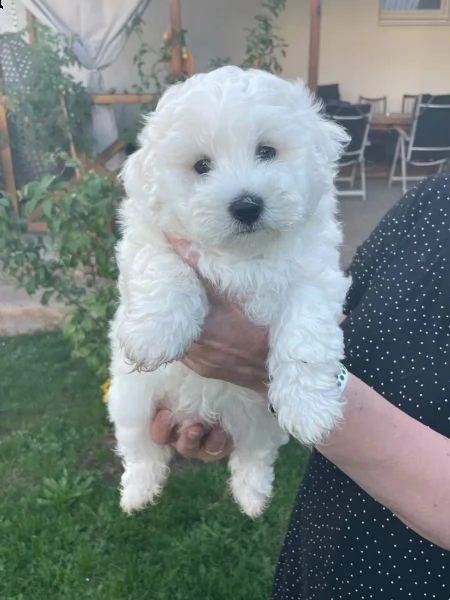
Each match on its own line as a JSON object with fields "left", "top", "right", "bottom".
{"left": 379, "top": 0, "right": 450, "bottom": 25}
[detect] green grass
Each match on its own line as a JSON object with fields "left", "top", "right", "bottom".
{"left": 0, "top": 333, "right": 309, "bottom": 600}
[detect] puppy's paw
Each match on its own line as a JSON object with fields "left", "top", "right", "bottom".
{"left": 120, "top": 462, "right": 169, "bottom": 514}
{"left": 118, "top": 316, "right": 202, "bottom": 373}
{"left": 122, "top": 347, "right": 182, "bottom": 374}
{"left": 275, "top": 385, "right": 344, "bottom": 446}
{"left": 233, "top": 486, "right": 270, "bottom": 519}
{"left": 229, "top": 463, "right": 274, "bottom": 519}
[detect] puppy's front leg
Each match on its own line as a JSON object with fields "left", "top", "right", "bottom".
{"left": 114, "top": 240, "right": 209, "bottom": 372}
{"left": 268, "top": 282, "right": 346, "bottom": 446}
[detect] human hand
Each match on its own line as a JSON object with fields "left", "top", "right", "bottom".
{"left": 149, "top": 408, "right": 233, "bottom": 463}
{"left": 167, "top": 237, "right": 270, "bottom": 395}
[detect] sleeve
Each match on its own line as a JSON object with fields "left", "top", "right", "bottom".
{"left": 343, "top": 176, "right": 448, "bottom": 314}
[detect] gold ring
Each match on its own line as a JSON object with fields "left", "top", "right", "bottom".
{"left": 204, "top": 446, "right": 225, "bottom": 456}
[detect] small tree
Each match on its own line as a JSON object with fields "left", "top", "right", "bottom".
{"left": 210, "top": 0, "right": 288, "bottom": 74}
{"left": 242, "top": 0, "right": 288, "bottom": 73}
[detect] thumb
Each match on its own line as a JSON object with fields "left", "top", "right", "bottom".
{"left": 166, "top": 235, "right": 219, "bottom": 300}
{"left": 166, "top": 235, "right": 199, "bottom": 270}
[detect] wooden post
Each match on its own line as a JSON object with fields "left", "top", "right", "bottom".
{"left": 0, "top": 96, "right": 18, "bottom": 214}
{"left": 169, "top": 0, "right": 183, "bottom": 75}
{"left": 307, "top": 0, "right": 322, "bottom": 92}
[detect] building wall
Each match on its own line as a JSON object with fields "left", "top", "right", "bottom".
{"left": 5, "top": 0, "right": 450, "bottom": 114}
{"left": 104, "top": 0, "right": 450, "bottom": 112}
{"left": 318, "top": 0, "right": 450, "bottom": 111}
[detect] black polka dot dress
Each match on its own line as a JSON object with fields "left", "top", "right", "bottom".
{"left": 272, "top": 175, "right": 450, "bottom": 600}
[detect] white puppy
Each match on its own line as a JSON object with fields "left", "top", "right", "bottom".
{"left": 108, "top": 66, "right": 350, "bottom": 518}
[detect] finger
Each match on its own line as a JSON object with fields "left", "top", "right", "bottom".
{"left": 165, "top": 235, "right": 219, "bottom": 299}
{"left": 149, "top": 408, "right": 175, "bottom": 445}
{"left": 197, "top": 426, "right": 233, "bottom": 463}
{"left": 166, "top": 236, "right": 199, "bottom": 270}
{"left": 173, "top": 422, "right": 206, "bottom": 457}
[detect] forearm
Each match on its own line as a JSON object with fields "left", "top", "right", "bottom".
{"left": 317, "top": 373, "right": 450, "bottom": 550}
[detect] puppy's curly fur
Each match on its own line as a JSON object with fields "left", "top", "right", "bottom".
{"left": 108, "top": 66, "right": 350, "bottom": 518}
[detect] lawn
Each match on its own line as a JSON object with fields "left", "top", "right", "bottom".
{"left": 0, "top": 332, "right": 309, "bottom": 600}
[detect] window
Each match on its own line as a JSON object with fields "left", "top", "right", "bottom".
{"left": 379, "top": 0, "right": 450, "bottom": 24}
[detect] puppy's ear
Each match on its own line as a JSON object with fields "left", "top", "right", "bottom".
{"left": 315, "top": 115, "right": 350, "bottom": 165}
{"left": 290, "top": 80, "right": 350, "bottom": 165}
{"left": 120, "top": 148, "right": 148, "bottom": 200}
{"left": 119, "top": 117, "right": 157, "bottom": 204}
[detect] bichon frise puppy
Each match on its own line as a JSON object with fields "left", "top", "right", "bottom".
{"left": 108, "top": 66, "right": 350, "bottom": 518}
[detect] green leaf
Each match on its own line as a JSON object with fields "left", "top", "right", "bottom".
{"left": 41, "top": 290, "right": 53, "bottom": 305}
{"left": 42, "top": 198, "right": 53, "bottom": 219}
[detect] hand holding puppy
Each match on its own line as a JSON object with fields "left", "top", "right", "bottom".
{"left": 150, "top": 237, "right": 270, "bottom": 462}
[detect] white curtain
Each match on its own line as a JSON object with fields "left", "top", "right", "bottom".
{"left": 22, "top": 0, "right": 152, "bottom": 165}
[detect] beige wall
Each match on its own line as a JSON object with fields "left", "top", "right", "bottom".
{"left": 104, "top": 0, "right": 450, "bottom": 112}
{"left": 8, "top": 0, "right": 450, "bottom": 114}
{"left": 318, "top": 0, "right": 450, "bottom": 111}
{"left": 101, "top": 0, "right": 269, "bottom": 90}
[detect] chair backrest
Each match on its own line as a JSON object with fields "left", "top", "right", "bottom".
{"left": 408, "top": 94, "right": 450, "bottom": 162}
{"left": 401, "top": 94, "right": 418, "bottom": 115}
{"left": 358, "top": 95, "right": 387, "bottom": 115}
{"left": 316, "top": 83, "right": 341, "bottom": 105}
{"left": 327, "top": 103, "right": 371, "bottom": 158}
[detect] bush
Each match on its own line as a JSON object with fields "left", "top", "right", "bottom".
{"left": 0, "top": 152, "right": 121, "bottom": 380}
{"left": 5, "top": 22, "right": 92, "bottom": 160}
{"left": 209, "top": 0, "right": 288, "bottom": 73}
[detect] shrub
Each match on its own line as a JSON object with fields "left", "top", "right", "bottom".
{"left": 0, "top": 152, "right": 121, "bottom": 380}
{"left": 209, "top": 0, "right": 288, "bottom": 73}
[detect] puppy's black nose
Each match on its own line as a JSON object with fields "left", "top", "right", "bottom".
{"left": 229, "top": 194, "right": 264, "bottom": 225}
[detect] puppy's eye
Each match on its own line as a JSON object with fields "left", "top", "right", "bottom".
{"left": 256, "top": 145, "right": 277, "bottom": 162}
{"left": 193, "top": 158, "right": 212, "bottom": 175}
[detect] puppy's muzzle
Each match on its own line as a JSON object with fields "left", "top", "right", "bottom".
{"left": 229, "top": 193, "right": 264, "bottom": 226}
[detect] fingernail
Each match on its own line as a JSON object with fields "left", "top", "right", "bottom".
{"left": 187, "top": 430, "right": 201, "bottom": 441}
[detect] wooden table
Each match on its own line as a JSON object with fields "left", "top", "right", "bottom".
{"left": 371, "top": 112, "right": 412, "bottom": 131}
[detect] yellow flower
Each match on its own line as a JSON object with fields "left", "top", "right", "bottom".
{"left": 101, "top": 379, "right": 110, "bottom": 403}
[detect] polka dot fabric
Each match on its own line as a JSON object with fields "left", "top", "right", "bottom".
{"left": 272, "top": 176, "right": 450, "bottom": 599}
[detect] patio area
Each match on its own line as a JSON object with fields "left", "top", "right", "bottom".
{"left": 339, "top": 178, "right": 404, "bottom": 267}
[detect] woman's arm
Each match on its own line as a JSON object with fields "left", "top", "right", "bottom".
{"left": 316, "top": 373, "right": 450, "bottom": 550}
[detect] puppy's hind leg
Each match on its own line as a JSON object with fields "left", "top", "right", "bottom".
{"left": 227, "top": 403, "right": 288, "bottom": 519}
{"left": 108, "top": 367, "right": 173, "bottom": 514}
{"left": 116, "top": 426, "right": 173, "bottom": 514}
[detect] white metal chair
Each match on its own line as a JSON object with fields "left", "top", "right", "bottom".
{"left": 359, "top": 95, "right": 391, "bottom": 164}
{"left": 327, "top": 103, "right": 372, "bottom": 201}
{"left": 389, "top": 94, "right": 450, "bottom": 195}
